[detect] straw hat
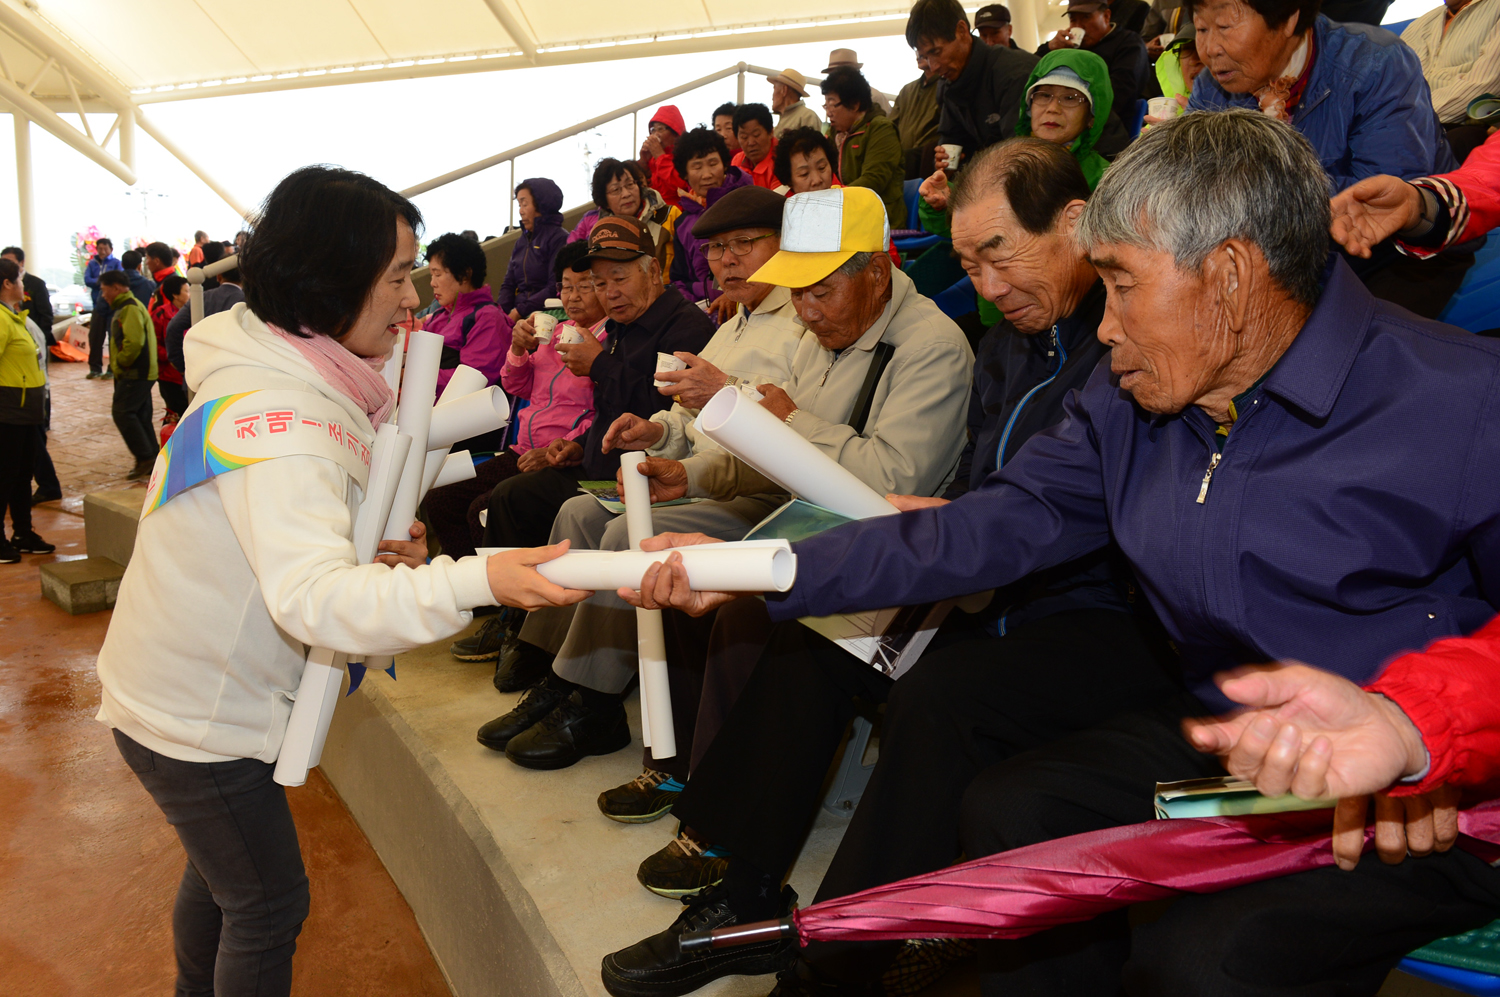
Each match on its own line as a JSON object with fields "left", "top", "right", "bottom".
{"left": 766, "top": 68, "right": 809, "bottom": 98}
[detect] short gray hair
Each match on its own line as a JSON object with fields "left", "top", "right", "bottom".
{"left": 1076, "top": 110, "right": 1330, "bottom": 307}
{"left": 836, "top": 251, "right": 876, "bottom": 278}
{"left": 637, "top": 254, "right": 655, "bottom": 275}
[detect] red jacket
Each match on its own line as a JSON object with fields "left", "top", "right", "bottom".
{"left": 648, "top": 152, "right": 687, "bottom": 209}
{"left": 148, "top": 266, "right": 182, "bottom": 386}
{"left": 1368, "top": 613, "right": 1500, "bottom": 796}
{"left": 1400, "top": 129, "right": 1500, "bottom": 257}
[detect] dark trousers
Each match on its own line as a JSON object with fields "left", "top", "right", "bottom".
{"left": 112, "top": 377, "right": 160, "bottom": 463}
{"left": 959, "top": 700, "right": 1500, "bottom": 996}
{"left": 88, "top": 310, "right": 105, "bottom": 372}
{"left": 684, "top": 597, "right": 774, "bottom": 775}
{"left": 33, "top": 424, "right": 60, "bottom": 497}
{"left": 425, "top": 448, "right": 521, "bottom": 559}
{"left": 159, "top": 379, "right": 190, "bottom": 419}
{"left": 1363, "top": 249, "right": 1475, "bottom": 320}
{"left": 480, "top": 465, "right": 585, "bottom": 549}
{"left": 0, "top": 421, "right": 38, "bottom": 536}
{"left": 1447, "top": 123, "right": 1492, "bottom": 165}
{"left": 113, "top": 731, "right": 310, "bottom": 997}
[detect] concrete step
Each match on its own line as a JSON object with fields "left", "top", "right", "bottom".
{"left": 83, "top": 489, "right": 145, "bottom": 568}
{"left": 39, "top": 556, "right": 126, "bottom": 614}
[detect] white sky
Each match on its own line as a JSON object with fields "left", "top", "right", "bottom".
{"left": 0, "top": 0, "right": 1442, "bottom": 286}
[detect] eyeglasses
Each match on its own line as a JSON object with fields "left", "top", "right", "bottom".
{"left": 1029, "top": 90, "right": 1089, "bottom": 109}
{"left": 605, "top": 179, "right": 638, "bottom": 196}
{"left": 703, "top": 234, "right": 776, "bottom": 261}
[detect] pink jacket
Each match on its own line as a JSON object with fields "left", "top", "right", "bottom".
{"left": 424, "top": 286, "right": 510, "bottom": 393}
{"left": 499, "top": 318, "right": 608, "bottom": 453}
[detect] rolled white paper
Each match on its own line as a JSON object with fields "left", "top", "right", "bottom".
{"left": 352, "top": 425, "right": 414, "bottom": 565}
{"left": 619, "top": 452, "right": 655, "bottom": 551}
{"left": 697, "top": 386, "right": 899, "bottom": 521}
{"left": 383, "top": 329, "right": 445, "bottom": 543}
{"left": 427, "top": 387, "right": 511, "bottom": 451}
{"left": 382, "top": 329, "right": 407, "bottom": 413}
{"left": 474, "top": 543, "right": 797, "bottom": 592}
{"left": 438, "top": 364, "right": 488, "bottom": 405}
{"left": 636, "top": 606, "right": 673, "bottom": 756}
{"left": 432, "top": 450, "right": 476, "bottom": 490}
{"left": 274, "top": 646, "right": 346, "bottom": 787}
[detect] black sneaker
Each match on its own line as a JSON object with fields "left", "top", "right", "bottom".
{"left": 30, "top": 488, "right": 62, "bottom": 505}
{"left": 451, "top": 615, "right": 509, "bottom": 662}
{"left": 494, "top": 634, "right": 552, "bottom": 692}
{"left": 599, "top": 768, "right": 682, "bottom": 824}
{"left": 637, "top": 829, "right": 730, "bottom": 898}
{"left": 0, "top": 538, "right": 19, "bottom": 564}
{"left": 11, "top": 533, "right": 55, "bottom": 555}
{"left": 477, "top": 676, "right": 570, "bottom": 752}
{"left": 505, "top": 691, "right": 631, "bottom": 770}
{"left": 85, "top": 370, "right": 102, "bottom": 379}
{"left": 600, "top": 883, "right": 797, "bottom": 997}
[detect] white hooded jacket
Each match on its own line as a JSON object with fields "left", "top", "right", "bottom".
{"left": 96, "top": 304, "right": 497, "bottom": 763}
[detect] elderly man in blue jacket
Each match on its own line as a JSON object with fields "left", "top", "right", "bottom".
{"left": 621, "top": 111, "right": 1500, "bottom": 996}
{"left": 1187, "top": 0, "right": 1466, "bottom": 318}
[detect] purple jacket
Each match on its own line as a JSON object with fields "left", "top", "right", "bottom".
{"left": 424, "top": 286, "right": 510, "bottom": 393}
{"left": 766, "top": 258, "right": 1500, "bottom": 713}
{"left": 499, "top": 319, "right": 606, "bottom": 453}
{"left": 498, "top": 177, "right": 567, "bottom": 316}
{"left": 669, "top": 167, "right": 753, "bottom": 305}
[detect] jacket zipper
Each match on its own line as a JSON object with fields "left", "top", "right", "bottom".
{"left": 1196, "top": 451, "right": 1222, "bottom": 504}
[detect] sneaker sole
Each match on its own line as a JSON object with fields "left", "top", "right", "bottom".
{"left": 640, "top": 877, "right": 724, "bottom": 899}
{"left": 600, "top": 800, "right": 677, "bottom": 825}
{"left": 507, "top": 724, "right": 632, "bottom": 771}
{"left": 451, "top": 648, "right": 501, "bottom": 662}
{"left": 600, "top": 941, "right": 795, "bottom": 997}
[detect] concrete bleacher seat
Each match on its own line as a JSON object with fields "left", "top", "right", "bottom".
{"left": 40, "top": 489, "right": 143, "bottom": 614}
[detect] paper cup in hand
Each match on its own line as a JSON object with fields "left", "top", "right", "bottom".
{"left": 1065, "top": 27, "right": 1084, "bottom": 45}
{"left": 940, "top": 144, "right": 963, "bottom": 171}
{"left": 557, "top": 326, "right": 586, "bottom": 345}
{"left": 1147, "top": 96, "right": 1180, "bottom": 120}
{"left": 533, "top": 313, "right": 558, "bottom": 342}
{"left": 655, "top": 352, "right": 687, "bottom": 389}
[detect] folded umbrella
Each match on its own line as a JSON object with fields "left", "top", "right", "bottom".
{"left": 682, "top": 798, "right": 1500, "bottom": 952}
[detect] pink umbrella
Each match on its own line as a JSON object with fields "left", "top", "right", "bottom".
{"left": 681, "top": 799, "right": 1500, "bottom": 952}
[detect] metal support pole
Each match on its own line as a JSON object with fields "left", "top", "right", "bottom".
{"left": 118, "top": 103, "right": 135, "bottom": 171}
{"left": 14, "top": 113, "right": 34, "bottom": 264}
{"left": 508, "top": 159, "right": 515, "bottom": 231}
{"left": 737, "top": 64, "right": 745, "bottom": 103}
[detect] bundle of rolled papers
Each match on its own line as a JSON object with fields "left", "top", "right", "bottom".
{"left": 273, "top": 333, "right": 511, "bottom": 788}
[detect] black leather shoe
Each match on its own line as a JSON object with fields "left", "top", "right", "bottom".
{"left": 30, "top": 488, "right": 61, "bottom": 505}
{"left": 494, "top": 635, "right": 552, "bottom": 692}
{"left": 505, "top": 691, "right": 631, "bottom": 770}
{"left": 600, "top": 884, "right": 797, "bottom": 997}
{"left": 476, "top": 677, "right": 569, "bottom": 751}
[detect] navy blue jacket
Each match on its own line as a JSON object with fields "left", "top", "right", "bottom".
{"left": 498, "top": 177, "right": 568, "bottom": 316}
{"left": 1190, "top": 16, "right": 1455, "bottom": 192}
{"left": 768, "top": 258, "right": 1500, "bottom": 711}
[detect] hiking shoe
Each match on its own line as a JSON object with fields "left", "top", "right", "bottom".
{"left": 30, "top": 488, "right": 62, "bottom": 505}
{"left": 85, "top": 370, "right": 102, "bottom": 379}
{"left": 0, "top": 539, "right": 19, "bottom": 564}
{"left": 451, "top": 614, "right": 508, "bottom": 662}
{"left": 600, "top": 883, "right": 797, "bottom": 997}
{"left": 127, "top": 459, "right": 154, "bottom": 480}
{"left": 637, "top": 829, "right": 730, "bottom": 898}
{"left": 495, "top": 631, "right": 553, "bottom": 692}
{"left": 505, "top": 691, "right": 631, "bottom": 770}
{"left": 12, "top": 533, "right": 55, "bottom": 555}
{"left": 477, "top": 676, "right": 569, "bottom": 752}
{"left": 599, "top": 768, "right": 683, "bottom": 824}
{"left": 100, "top": 370, "right": 114, "bottom": 380}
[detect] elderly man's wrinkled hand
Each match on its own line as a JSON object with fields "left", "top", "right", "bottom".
{"left": 516, "top": 446, "right": 553, "bottom": 473}
{"left": 919, "top": 169, "right": 950, "bottom": 211}
{"left": 1329, "top": 176, "right": 1424, "bottom": 259}
{"left": 619, "top": 549, "right": 739, "bottom": 617}
{"left": 756, "top": 383, "right": 797, "bottom": 421}
{"left": 1331, "top": 787, "right": 1461, "bottom": 871}
{"left": 709, "top": 295, "right": 739, "bottom": 325}
{"left": 601, "top": 413, "right": 666, "bottom": 453}
{"left": 614, "top": 456, "right": 688, "bottom": 503}
{"left": 485, "top": 541, "right": 592, "bottom": 610}
{"left": 375, "top": 520, "right": 429, "bottom": 569}
{"left": 655, "top": 352, "right": 727, "bottom": 409}
{"left": 543, "top": 438, "right": 584, "bottom": 467}
{"left": 555, "top": 333, "right": 603, "bottom": 377}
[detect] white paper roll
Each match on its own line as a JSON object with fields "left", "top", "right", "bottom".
{"left": 697, "top": 386, "right": 899, "bottom": 521}
{"left": 475, "top": 542, "right": 796, "bottom": 592}
{"left": 619, "top": 452, "right": 655, "bottom": 551}
{"left": 438, "top": 364, "right": 488, "bottom": 405}
{"left": 427, "top": 387, "right": 511, "bottom": 451}
{"left": 432, "top": 450, "right": 477, "bottom": 490}
{"left": 274, "top": 646, "right": 346, "bottom": 787}
{"left": 382, "top": 329, "right": 407, "bottom": 412}
{"left": 383, "top": 329, "right": 445, "bottom": 543}
{"left": 351, "top": 426, "right": 413, "bottom": 565}
{"left": 637, "top": 607, "right": 674, "bottom": 757}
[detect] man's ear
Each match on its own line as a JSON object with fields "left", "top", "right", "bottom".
{"left": 1208, "top": 238, "right": 1256, "bottom": 334}
{"left": 1055, "top": 199, "right": 1088, "bottom": 238}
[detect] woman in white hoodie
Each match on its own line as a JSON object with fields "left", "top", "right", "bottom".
{"left": 95, "top": 167, "right": 588, "bottom": 997}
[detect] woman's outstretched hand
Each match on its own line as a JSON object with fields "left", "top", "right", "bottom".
{"left": 485, "top": 540, "right": 593, "bottom": 610}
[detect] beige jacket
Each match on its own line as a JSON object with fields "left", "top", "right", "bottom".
{"left": 647, "top": 285, "right": 803, "bottom": 460}
{"left": 683, "top": 267, "right": 973, "bottom": 501}
{"left": 774, "top": 100, "right": 823, "bottom": 137}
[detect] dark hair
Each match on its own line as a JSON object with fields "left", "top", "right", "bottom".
{"left": 0, "top": 258, "right": 18, "bottom": 284}
{"left": 590, "top": 158, "right": 645, "bottom": 211}
{"left": 952, "top": 138, "right": 1091, "bottom": 234}
{"left": 460, "top": 229, "right": 480, "bottom": 242}
{"left": 145, "top": 241, "right": 174, "bottom": 269}
{"left": 713, "top": 102, "right": 738, "bottom": 123}
{"left": 732, "top": 103, "right": 774, "bottom": 135}
{"left": 820, "top": 66, "right": 873, "bottom": 115}
{"left": 554, "top": 240, "right": 592, "bottom": 283}
{"left": 96, "top": 237, "right": 113, "bottom": 250}
{"left": 773, "top": 127, "right": 839, "bottom": 187}
{"left": 906, "top": 0, "right": 970, "bottom": 47}
{"left": 1182, "top": 0, "right": 1318, "bottom": 30}
{"left": 121, "top": 249, "right": 143, "bottom": 272}
{"left": 242, "top": 165, "right": 423, "bottom": 339}
{"left": 1, "top": 246, "right": 23, "bottom": 262}
{"left": 672, "top": 127, "right": 732, "bottom": 179}
{"left": 100, "top": 269, "right": 129, "bottom": 288}
{"left": 426, "top": 231, "right": 488, "bottom": 288}
{"left": 162, "top": 274, "right": 189, "bottom": 300}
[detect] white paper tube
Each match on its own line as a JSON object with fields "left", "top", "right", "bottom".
{"left": 432, "top": 450, "right": 476, "bottom": 490}
{"left": 697, "top": 386, "right": 899, "bottom": 520}
{"left": 352, "top": 427, "right": 413, "bottom": 565}
{"left": 382, "top": 329, "right": 407, "bottom": 411}
{"left": 420, "top": 448, "right": 448, "bottom": 497}
{"left": 637, "top": 607, "right": 675, "bottom": 757}
{"left": 619, "top": 452, "right": 655, "bottom": 551}
{"left": 427, "top": 387, "right": 510, "bottom": 451}
{"left": 274, "top": 647, "right": 346, "bottom": 787}
{"left": 383, "top": 330, "right": 445, "bottom": 543}
{"left": 476, "top": 543, "right": 796, "bottom": 591}
{"left": 438, "top": 364, "right": 488, "bottom": 405}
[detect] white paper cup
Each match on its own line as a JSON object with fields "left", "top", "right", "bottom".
{"left": 1157, "top": 32, "right": 1176, "bottom": 47}
{"left": 1147, "top": 96, "right": 1180, "bottom": 120}
{"left": 940, "top": 143, "right": 963, "bottom": 170}
{"left": 654, "top": 352, "right": 687, "bottom": 389}
{"left": 533, "top": 313, "right": 558, "bottom": 342}
{"left": 543, "top": 297, "right": 563, "bottom": 310}
{"left": 1065, "top": 27, "right": 1084, "bottom": 45}
{"left": 557, "top": 326, "right": 585, "bottom": 346}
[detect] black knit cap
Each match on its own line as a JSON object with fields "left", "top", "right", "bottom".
{"left": 692, "top": 186, "right": 787, "bottom": 241}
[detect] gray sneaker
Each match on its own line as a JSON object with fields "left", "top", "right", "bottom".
{"left": 451, "top": 615, "right": 509, "bottom": 662}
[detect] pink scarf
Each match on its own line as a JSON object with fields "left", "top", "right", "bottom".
{"left": 265, "top": 323, "right": 395, "bottom": 426}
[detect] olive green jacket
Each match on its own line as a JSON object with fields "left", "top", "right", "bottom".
{"left": 836, "top": 111, "right": 907, "bottom": 228}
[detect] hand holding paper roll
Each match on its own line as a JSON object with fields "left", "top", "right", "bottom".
{"left": 485, "top": 541, "right": 594, "bottom": 610}
{"left": 615, "top": 456, "right": 688, "bottom": 504}
{"left": 617, "top": 533, "right": 743, "bottom": 617}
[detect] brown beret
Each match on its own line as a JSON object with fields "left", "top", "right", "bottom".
{"left": 692, "top": 186, "right": 787, "bottom": 241}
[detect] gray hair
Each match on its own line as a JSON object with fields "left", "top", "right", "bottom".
{"left": 637, "top": 254, "right": 655, "bottom": 275}
{"left": 1076, "top": 110, "right": 1330, "bottom": 307}
{"left": 836, "top": 251, "right": 876, "bottom": 278}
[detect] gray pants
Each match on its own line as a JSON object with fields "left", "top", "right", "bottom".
{"left": 518, "top": 492, "right": 783, "bottom": 693}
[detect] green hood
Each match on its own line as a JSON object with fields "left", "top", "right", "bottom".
{"left": 1015, "top": 48, "right": 1114, "bottom": 190}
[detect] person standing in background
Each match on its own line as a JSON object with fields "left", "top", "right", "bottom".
{"left": 767, "top": 69, "right": 822, "bottom": 136}
{"left": 85, "top": 236, "right": 120, "bottom": 379}
{"left": 0, "top": 257, "right": 54, "bottom": 560}
{"left": 498, "top": 178, "right": 568, "bottom": 323}
{"left": 1, "top": 247, "right": 53, "bottom": 345}
{"left": 892, "top": 54, "right": 944, "bottom": 179}
{"left": 640, "top": 105, "right": 689, "bottom": 208}
{"left": 149, "top": 274, "right": 190, "bottom": 422}
{"left": 823, "top": 49, "right": 894, "bottom": 116}
{"left": 99, "top": 270, "right": 158, "bottom": 481}
{"left": 975, "top": 3, "right": 1019, "bottom": 47}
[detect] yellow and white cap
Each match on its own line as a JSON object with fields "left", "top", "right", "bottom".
{"left": 748, "top": 187, "right": 890, "bottom": 289}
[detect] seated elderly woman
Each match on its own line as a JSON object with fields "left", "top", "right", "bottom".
{"left": 421, "top": 232, "right": 509, "bottom": 394}
{"left": 1016, "top": 49, "right": 1115, "bottom": 187}
{"left": 568, "top": 158, "right": 672, "bottom": 273}
{"left": 771, "top": 127, "right": 839, "bottom": 195}
{"left": 666, "top": 127, "right": 753, "bottom": 307}
{"left": 1187, "top": 0, "right": 1462, "bottom": 317}
{"left": 498, "top": 177, "right": 567, "bottom": 323}
{"left": 610, "top": 110, "right": 1500, "bottom": 996}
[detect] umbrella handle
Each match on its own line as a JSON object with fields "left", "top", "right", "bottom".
{"left": 679, "top": 915, "right": 797, "bottom": 953}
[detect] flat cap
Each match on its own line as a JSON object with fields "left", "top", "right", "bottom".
{"left": 692, "top": 186, "right": 788, "bottom": 240}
